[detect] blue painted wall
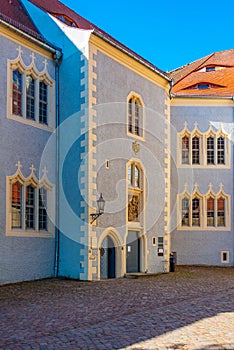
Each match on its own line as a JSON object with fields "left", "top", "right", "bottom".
{"left": 0, "top": 35, "right": 56, "bottom": 284}
{"left": 22, "top": 0, "right": 89, "bottom": 280}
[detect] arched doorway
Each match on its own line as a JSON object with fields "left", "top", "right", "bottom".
{"left": 99, "top": 228, "right": 123, "bottom": 279}
{"left": 100, "top": 236, "right": 116, "bottom": 279}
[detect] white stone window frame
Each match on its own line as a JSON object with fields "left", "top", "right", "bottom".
{"left": 177, "top": 183, "right": 230, "bottom": 231}
{"left": 126, "top": 92, "right": 145, "bottom": 140}
{"left": 7, "top": 48, "right": 55, "bottom": 131}
{"left": 6, "top": 163, "right": 54, "bottom": 237}
{"left": 178, "top": 123, "right": 230, "bottom": 168}
{"left": 221, "top": 250, "right": 230, "bottom": 263}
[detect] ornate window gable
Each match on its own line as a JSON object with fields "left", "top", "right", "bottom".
{"left": 178, "top": 122, "right": 230, "bottom": 168}
{"left": 178, "top": 183, "right": 230, "bottom": 230}
{"left": 7, "top": 47, "right": 55, "bottom": 130}
{"left": 179, "top": 122, "right": 203, "bottom": 166}
{"left": 127, "top": 92, "right": 144, "bottom": 140}
{"left": 6, "top": 161, "right": 54, "bottom": 237}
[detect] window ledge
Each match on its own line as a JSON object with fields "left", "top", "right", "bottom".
{"left": 128, "top": 221, "right": 143, "bottom": 229}
{"left": 177, "top": 227, "right": 231, "bottom": 231}
{"left": 8, "top": 114, "right": 54, "bottom": 132}
{"left": 127, "top": 131, "right": 145, "bottom": 142}
{"left": 6, "top": 230, "right": 54, "bottom": 238}
{"left": 177, "top": 164, "right": 230, "bottom": 169}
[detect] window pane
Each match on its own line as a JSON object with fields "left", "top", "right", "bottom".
{"left": 192, "top": 198, "right": 200, "bottom": 226}
{"left": 192, "top": 137, "right": 200, "bottom": 164}
{"left": 26, "top": 186, "right": 35, "bottom": 229}
{"left": 39, "top": 82, "right": 48, "bottom": 125}
{"left": 135, "top": 101, "right": 140, "bottom": 136}
{"left": 128, "top": 165, "right": 132, "bottom": 186}
{"left": 128, "top": 99, "right": 133, "bottom": 133}
{"left": 11, "top": 182, "right": 22, "bottom": 228}
{"left": 134, "top": 166, "right": 140, "bottom": 188}
{"left": 182, "top": 197, "right": 189, "bottom": 226}
{"left": 26, "top": 76, "right": 35, "bottom": 120}
{"left": 217, "top": 198, "right": 225, "bottom": 226}
{"left": 39, "top": 188, "right": 47, "bottom": 230}
{"left": 12, "top": 70, "right": 22, "bottom": 116}
{"left": 182, "top": 136, "right": 189, "bottom": 164}
{"left": 217, "top": 137, "right": 225, "bottom": 164}
{"left": 207, "top": 197, "right": 214, "bottom": 226}
{"left": 207, "top": 137, "right": 214, "bottom": 164}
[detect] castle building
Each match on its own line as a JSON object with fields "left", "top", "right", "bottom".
{"left": 0, "top": 0, "right": 233, "bottom": 284}
{"left": 169, "top": 51, "right": 234, "bottom": 266}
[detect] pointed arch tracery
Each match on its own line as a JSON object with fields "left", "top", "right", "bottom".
{"left": 6, "top": 162, "right": 54, "bottom": 236}
{"left": 179, "top": 122, "right": 230, "bottom": 167}
{"left": 178, "top": 183, "right": 230, "bottom": 230}
{"left": 8, "top": 47, "right": 54, "bottom": 128}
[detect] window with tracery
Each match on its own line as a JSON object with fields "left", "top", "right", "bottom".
{"left": 9, "top": 50, "right": 54, "bottom": 128}
{"left": 128, "top": 96, "right": 142, "bottom": 137}
{"left": 7, "top": 163, "right": 53, "bottom": 236}
{"left": 179, "top": 185, "right": 229, "bottom": 229}
{"left": 179, "top": 124, "right": 229, "bottom": 167}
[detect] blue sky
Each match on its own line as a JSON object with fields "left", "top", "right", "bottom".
{"left": 61, "top": 0, "right": 234, "bottom": 72}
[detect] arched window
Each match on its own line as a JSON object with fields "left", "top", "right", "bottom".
{"left": 192, "top": 197, "right": 200, "bottom": 226}
{"left": 128, "top": 96, "right": 142, "bottom": 137}
{"left": 26, "top": 185, "right": 35, "bottom": 229}
{"left": 181, "top": 197, "right": 189, "bottom": 226}
{"left": 7, "top": 163, "right": 53, "bottom": 236}
{"left": 217, "top": 197, "right": 225, "bottom": 226}
{"left": 9, "top": 52, "right": 54, "bottom": 128}
{"left": 207, "top": 137, "right": 214, "bottom": 165}
{"left": 207, "top": 197, "right": 215, "bottom": 226}
{"left": 39, "top": 81, "right": 48, "bottom": 125}
{"left": 128, "top": 164, "right": 140, "bottom": 188}
{"left": 178, "top": 184, "right": 230, "bottom": 230}
{"left": 179, "top": 124, "right": 229, "bottom": 167}
{"left": 217, "top": 137, "right": 225, "bottom": 164}
{"left": 11, "top": 182, "right": 22, "bottom": 229}
{"left": 12, "top": 70, "right": 22, "bottom": 116}
{"left": 182, "top": 136, "right": 189, "bottom": 164}
{"left": 26, "top": 75, "right": 35, "bottom": 120}
{"left": 39, "top": 187, "right": 48, "bottom": 231}
{"left": 192, "top": 136, "right": 200, "bottom": 164}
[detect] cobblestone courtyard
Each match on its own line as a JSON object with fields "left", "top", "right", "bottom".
{"left": 0, "top": 266, "right": 234, "bottom": 349}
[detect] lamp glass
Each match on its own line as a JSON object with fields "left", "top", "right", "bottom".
{"left": 97, "top": 193, "right": 105, "bottom": 213}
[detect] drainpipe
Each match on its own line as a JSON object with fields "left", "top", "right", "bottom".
{"left": 54, "top": 49, "right": 63, "bottom": 278}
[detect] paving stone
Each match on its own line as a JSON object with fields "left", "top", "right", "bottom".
{"left": 0, "top": 266, "right": 234, "bottom": 349}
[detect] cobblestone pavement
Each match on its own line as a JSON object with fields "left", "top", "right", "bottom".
{"left": 0, "top": 266, "right": 234, "bottom": 350}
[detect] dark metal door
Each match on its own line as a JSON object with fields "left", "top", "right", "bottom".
{"left": 100, "top": 236, "right": 116, "bottom": 279}
{"left": 108, "top": 244, "right": 115, "bottom": 278}
{"left": 126, "top": 231, "right": 140, "bottom": 273}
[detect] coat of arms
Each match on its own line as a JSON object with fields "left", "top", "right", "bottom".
{"left": 132, "top": 141, "right": 140, "bottom": 154}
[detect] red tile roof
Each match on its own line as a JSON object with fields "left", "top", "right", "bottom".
{"left": 0, "top": 0, "right": 44, "bottom": 41}
{"left": 28, "top": 0, "right": 170, "bottom": 81}
{"left": 169, "top": 49, "right": 234, "bottom": 97}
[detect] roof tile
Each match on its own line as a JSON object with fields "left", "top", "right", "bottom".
{"left": 0, "top": 0, "right": 44, "bottom": 41}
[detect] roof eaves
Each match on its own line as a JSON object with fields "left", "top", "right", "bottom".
{"left": 93, "top": 29, "right": 171, "bottom": 83}
{"left": 0, "top": 15, "right": 61, "bottom": 54}
{"left": 171, "top": 93, "right": 234, "bottom": 100}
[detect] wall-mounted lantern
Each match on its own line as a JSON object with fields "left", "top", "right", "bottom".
{"left": 90, "top": 193, "right": 105, "bottom": 224}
